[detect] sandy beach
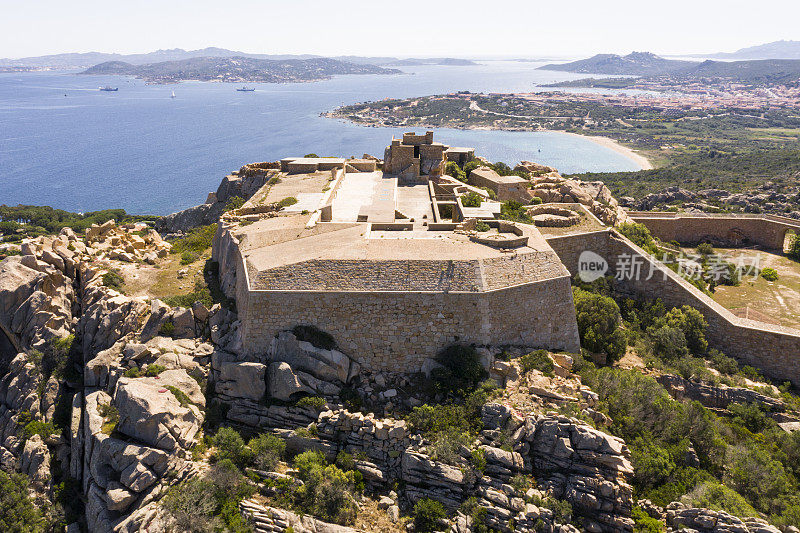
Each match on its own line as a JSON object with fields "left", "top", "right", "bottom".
{"left": 560, "top": 132, "right": 653, "bottom": 170}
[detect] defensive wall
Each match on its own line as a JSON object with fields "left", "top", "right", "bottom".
{"left": 628, "top": 212, "right": 800, "bottom": 251}
{"left": 546, "top": 229, "right": 800, "bottom": 385}
{"left": 233, "top": 251, "right": 581, "bottom": 372}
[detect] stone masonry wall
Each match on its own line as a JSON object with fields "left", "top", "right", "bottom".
{"left": 252, "top": 259, "right": 482, "bottom": 292}
{"left": 629, "top": 215, "right": 800, "bottom": 251}
{"left": 546, "top": 230, "right": 800, "bottom": 385}
{"left": 239, "top": 276, "right": 581, "bottom": 372}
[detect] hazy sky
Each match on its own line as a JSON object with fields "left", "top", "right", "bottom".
{"left": 2, "top": 0, "right": 799, "bottom": 59}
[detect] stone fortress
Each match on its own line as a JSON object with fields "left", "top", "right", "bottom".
{"left": 213, "top": 131, "right": 800, "bottom": 384}
{"left": 214, "top": 132, "right": 585, "bottom": 372}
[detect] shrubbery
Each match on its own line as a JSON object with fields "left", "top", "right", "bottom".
{"left": 444, "top": 161, "right": 467, "bottom": 182}
{"left": 461, "top": 191, "right": 483, "bottom": 208}
{"left": 0, "top": 471, "right": 44, "bottom": 532}
{"left": 761, "top": 267, "right": 778, "bottom": 281}
{"left": 170, "top": 224, "right": 217, "bottom": 255}
{"left": 101, "top": 270, "right": 124, "bottom": 291}
{"left": 572, "top": 287, "right": 627, "bottom": 362}
{"left": 413, "top": 498, "right": 447, "bottom": 532}
{"left": 163, "top": 459, "right": 255, "bottom": 533}
{"left": 292, "top": 450, "right": 362, "bottom": 525}
{"left": 518, "top": 349, "right": 554, "bottom": 376}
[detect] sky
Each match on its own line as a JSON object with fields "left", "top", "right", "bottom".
{"left": 2, "top": 0, "right": 800, "bottom": 59}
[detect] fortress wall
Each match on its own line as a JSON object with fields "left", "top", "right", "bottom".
{"left": 252, "top": 259, "right": 483, "bottom": 292}
{"left": 629, "top": 215, "right": 795, "bottom": 251}
{"left": 239, "top": 275, "right": 581, "bottom": 372}
{"left": 481, "top": 252, "right": 570, "bottom": 290}
{"left": 547, "top": 230, "right": 800, "bottom": 385}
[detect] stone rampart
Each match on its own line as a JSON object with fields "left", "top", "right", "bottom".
{"left": 628, "top": 213, "right": 800, "bottom": 251}
{"left": 238, "top": 276, "right": 581, "bottom": 372}
{"left": 546, "top": 230, "right": 800, "bottom": 385}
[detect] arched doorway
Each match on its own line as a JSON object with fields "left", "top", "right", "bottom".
{"left": 785, "top": 229, "right": 798, "bottom": 256}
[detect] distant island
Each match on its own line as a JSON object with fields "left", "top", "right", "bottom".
{"left": 539, "top": 52, "right": 695, "bottom": 76}
{"left": 80, "top": 56, "right": 401, "bottom": 84}
{"left": 539, "top": 51, "right": 800, "bottom": 84}
{"left": 0, "top": 47, "right": 478, "bottom": 71}
{"left": 686, "top": 40, "right": 800, "bottom": 60}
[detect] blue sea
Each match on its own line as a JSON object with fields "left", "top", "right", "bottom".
{"left": 0, "top": 61, "right": 643, "bottom": 215}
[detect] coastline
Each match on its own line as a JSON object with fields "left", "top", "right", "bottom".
{"left": 559, "top": 131, "right": 653, "bottom": 170}
{"left": 326, "top": 112, "right": 655, "bottom": 172}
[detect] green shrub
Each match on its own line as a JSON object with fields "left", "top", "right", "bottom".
{"left": 499, "top": 200, "right": 533, "bottom": 223}
{"left": 531, "top": 196, "right": 543, "bottom": 205}
{"left": 573, "top": 287, "right": 627, "bottom": 362}
{"left": 211, "top": 427, "right": 253, "bottom": 469}
{"left": 170, "top": 224, "right": 217, "bottom": 255}
{"left": 654, "top": 306, "right": 708, "bottom": 355}
{"left": 760, "top": 267, "right": 778, "bottom": 281}
{"left": 101, "top": 269, "right": 125, "bottom": 291}
{"left": 145, "top": 364, "right": 166, "bottom": 377}
{"left": 618, "top": 222, "right": 660, "bottom": 255}
{"left": 23, "top": 420, "right": 56, "bottom": 440}
{"left": 649, "top": 326, "right": 689, "bottom": 361}
{"left": 267, "top": 176, "right": 282, "bottom": 185}
{"left": 461, "top": 191, "right": 483, "bottom": 208}
{"left": 728, "top": 402, "right": 775, "bottom": 433}
{"left": 335, "top": 451, "right": 357, "bottom": 472}
{"left": 162, "top": 459, "right": 255, "bottom": 533}
{"left": 224, "top": 196, "right": 245, "bottom": 212}
{"left": 180, "top": 251, "right": 198, "bottom": 265}
{"left": 166, "top": 386, "right": 192, "bottom": 407}
{"left": 248, "top": 433, "right": 285, "bottom": 471}
{"left": 292, "top": 325, "right": 336, "bottom": 350}
{"left": 0, "top": 471, "right": 44, "bottom": 532}
{"left": 788, "top": 233, "right": 800, "bottom": 261}
{"left": 632, "top": 505, "right": 665, "bottom": 533}
{"left": 682, "top": 481, "right": 757, "bottom": 520}
{"left": 429, "top": 431, "right": 471, "bottom": 464}
{"left": 475, "top": 220, "right": 490, "bottom": 232}
{"left": 293, "top": 451, "right": 361, "bottom": 525}
{"left": 295, "top": 396, "right": 326, "bottom": 410}
{"left": 413, "top": 498, "right": 447, "bottom": 532}
{"left": 278, "top": 197, "right": 298, "bottom": 208}
{"left": 123, "top": 367, "right": 141, "bottom": 378}
{"left": 98, "top": 403, "right": 119, "bottom": 435}
{"left": 445, "top": 161, "right": 467, "bottom": 182}
{"left": 709, "top": 349, "right": 739, "bottom": 375}
{"left": 697, "top": 242, "right": 714, "bottom": 255}
{"left": 519, "top": 350, "right": 554, "bottom": 376}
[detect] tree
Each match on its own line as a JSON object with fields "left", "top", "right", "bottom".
{"left": 655, "top": 306, "right": 708, "bottom": 355}
{"left": 572, "top": 287, "right": 627, "bottom": 362}
{"left": 0, "top": 471, "right": 43, "bottom": 533}
{"left": 444, "top": 161, "right": 467, "bottom": 182}
{"left": 789, "top": 233, "right": 800, "bottom": 260}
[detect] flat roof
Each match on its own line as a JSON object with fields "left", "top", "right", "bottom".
{"left": 471, "top": 168, "right": 528, "bottom": 185}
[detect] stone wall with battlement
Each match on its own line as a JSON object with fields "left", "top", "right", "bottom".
{"left": 238, "top": 276, "right": 581, "bottom": 371}
{"left": 546, "top": 230, "right": 800, "bottom": 385}
{"left": 628, "top": 213, "right": 800, "bottom": 251}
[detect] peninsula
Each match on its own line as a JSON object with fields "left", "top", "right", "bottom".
{"left": 80, "top": 56, "right": 401, "bottom": 84}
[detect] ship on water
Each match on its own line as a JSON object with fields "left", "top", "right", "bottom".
{"left": 99, "top": 86, "right": 118, "bottom": 91}
{"left": 236, "top": 86, "right": 255, "bottom": 92}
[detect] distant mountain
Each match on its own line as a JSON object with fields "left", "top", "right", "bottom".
{"left": 538, "top": 52, "right": 696, "bottom": 76}
{"left": 80, "top": 56, "right": 400, "bottom": 83}
{"left": 690, "top": 40, "right": 800, "bottom": 60}
{"left": 686, "top": 58, "right": 800, "bottom": 84}
{"left": 0, "top": 48, "right": 320, "bottom": 69}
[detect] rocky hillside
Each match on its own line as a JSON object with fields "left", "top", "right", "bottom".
{"left": 1, "top": 163, "right": 800, "bottom": 532}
